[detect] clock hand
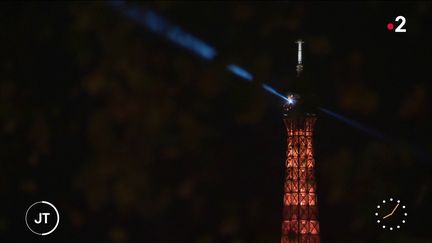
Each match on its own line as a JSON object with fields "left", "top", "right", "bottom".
{"left": 383, "top": 203, "right": 399, "bottom": 219}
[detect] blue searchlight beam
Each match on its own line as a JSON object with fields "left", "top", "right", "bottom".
{"left": 227, "top": 64, "right": 253, "bottom": 81}
{"left": 109, "top": 1, "right": 217, "bottom": 61}
{"left": 319, "top": 107, "right": 388, "bottom": 141}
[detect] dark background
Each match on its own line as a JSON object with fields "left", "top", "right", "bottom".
{"left": 1, "top": 2, "right": 431, "bottom": 243}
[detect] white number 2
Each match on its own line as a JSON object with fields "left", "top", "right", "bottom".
{"left": 395, "top": 16, "right": 406, "bottom": 32}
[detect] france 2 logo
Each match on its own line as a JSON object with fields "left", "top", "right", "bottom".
{"left": 387, "top": 16, "right": 407, "bottom": 33}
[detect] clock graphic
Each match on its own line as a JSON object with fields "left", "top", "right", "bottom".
{"left": 375, "top": 198, "right": 407, "bottom": 230}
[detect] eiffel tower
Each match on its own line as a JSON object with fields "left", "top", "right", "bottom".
{"left": 281, "top": 40, "right": 320, "bottom": 243}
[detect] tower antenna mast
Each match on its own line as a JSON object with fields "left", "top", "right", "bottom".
{"left": 296, "top": 39, "right": 304, "bottom": 77}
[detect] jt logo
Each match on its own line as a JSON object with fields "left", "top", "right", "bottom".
{"left": 26, "top": 201, "right": 60, "bottom": 235}
{"left": 34, "top": 213, "right": 50, "bottom": 224}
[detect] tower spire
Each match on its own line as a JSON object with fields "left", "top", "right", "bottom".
{"left": 296, "top": 39, "right": 304, "bottom": 77}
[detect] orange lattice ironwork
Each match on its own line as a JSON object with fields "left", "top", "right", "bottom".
{"left": 281, "top": 114, "right": 320, "bottom": 243}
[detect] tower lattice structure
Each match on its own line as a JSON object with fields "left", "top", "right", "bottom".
{"left": 281, "top": 114, "right": 320, "bottom": 243}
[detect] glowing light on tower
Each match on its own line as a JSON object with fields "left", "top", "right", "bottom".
{"left": 283, "top": 93, "right": 299, "bottom": 112}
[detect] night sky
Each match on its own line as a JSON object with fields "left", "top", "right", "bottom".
{"left": 0, "top": 2, "right": 431, "bottom": 243}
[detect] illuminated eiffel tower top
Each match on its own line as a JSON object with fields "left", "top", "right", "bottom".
{"left": 280, "top": 40, "right": 320, "bottom": 243}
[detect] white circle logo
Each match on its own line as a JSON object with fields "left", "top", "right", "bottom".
{"left": 25, "top": 201, "right": 60, "bottom": 235}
